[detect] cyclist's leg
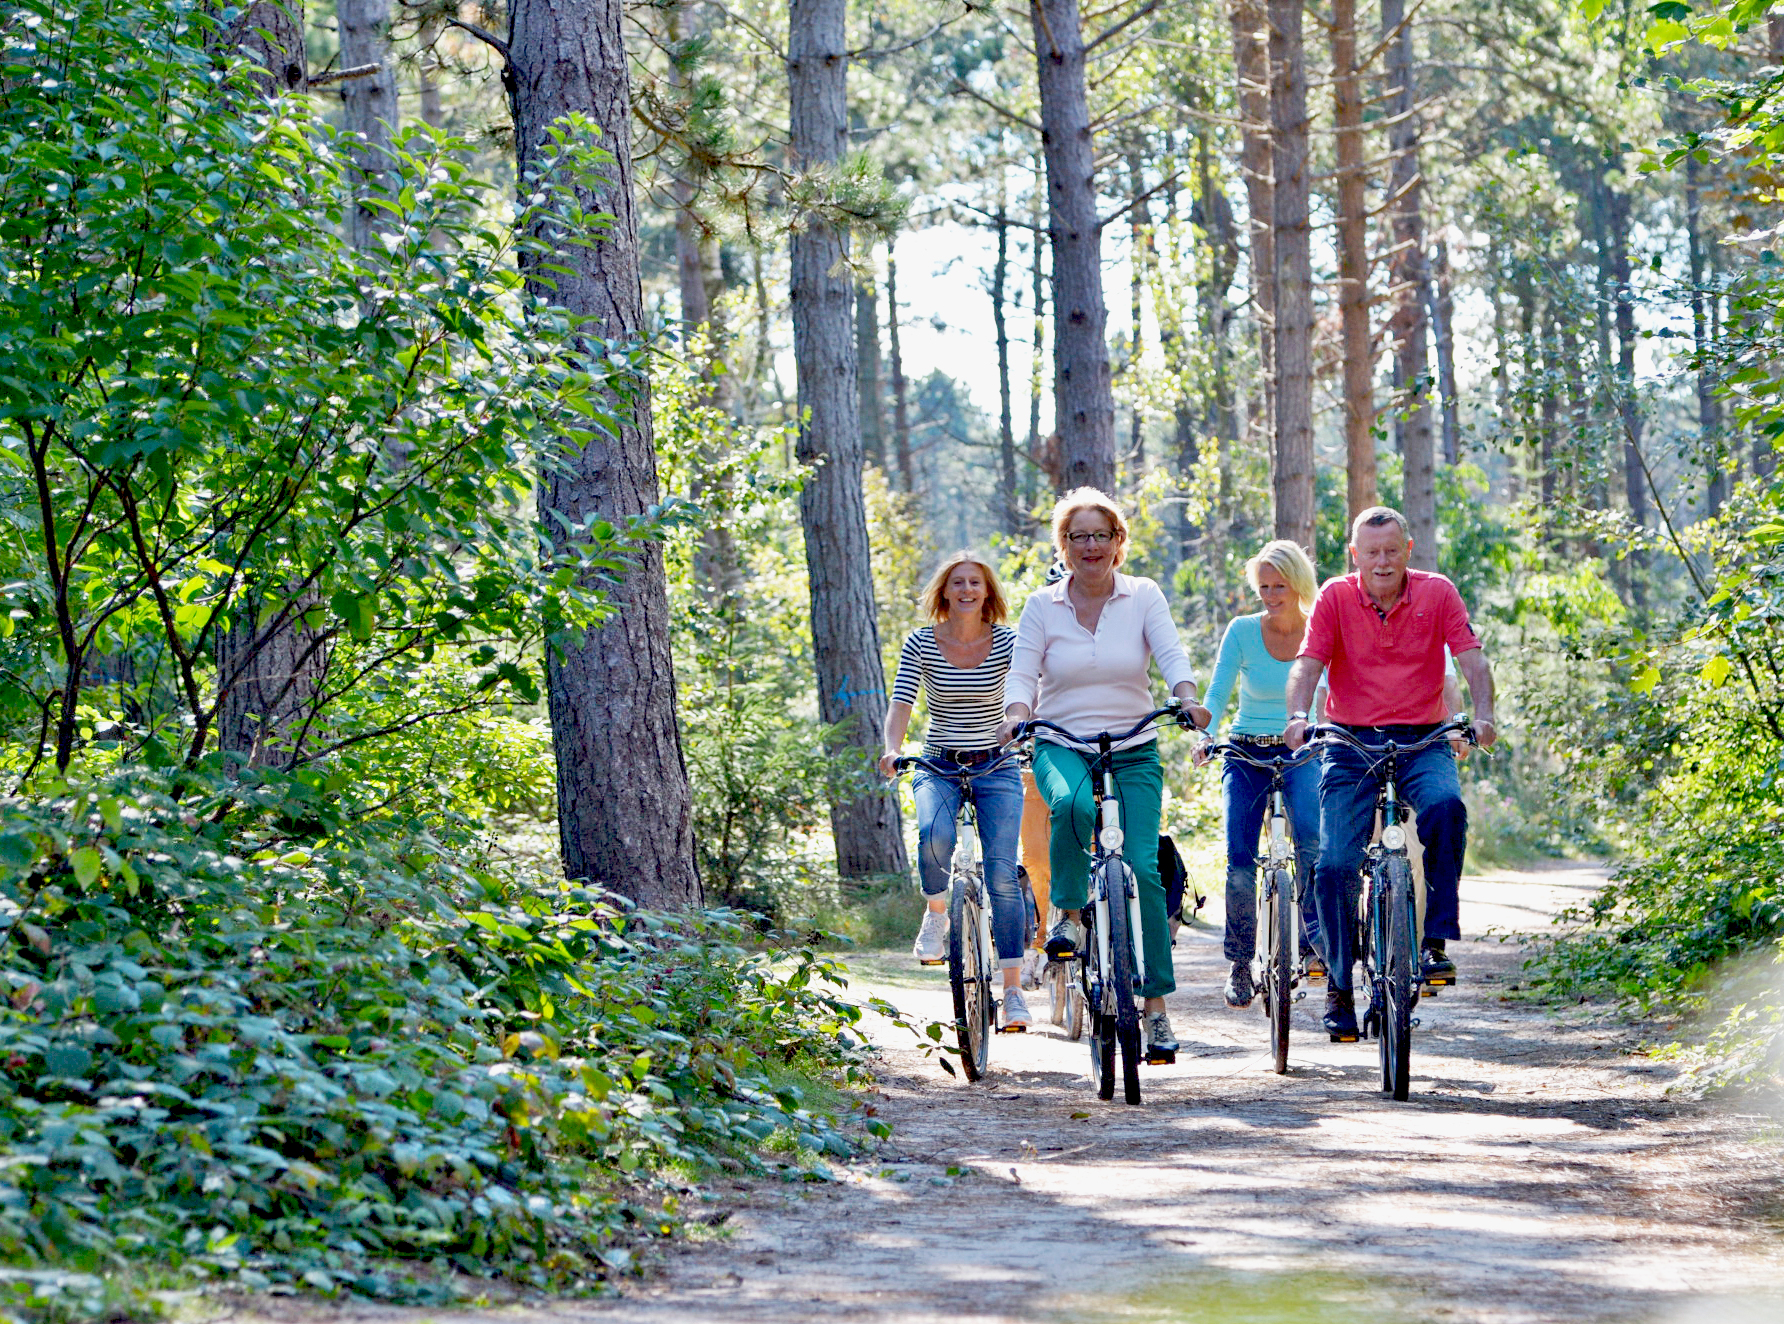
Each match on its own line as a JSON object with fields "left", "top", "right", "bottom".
{"left": 1220, "top": 753, "right": 1270, "bottom": 964}
{"left": 1397, "top": 743, "right": 1466, "bottom": 945}
{"left": 1281, "top": 749, "right": 1325, "bottom": 957}
{"left": 1312, "top": 743, "right": 1375, "bottom": 992}
{"left": 1019, "top": 768, "right": 1053, "bottom": 921}
{"left": 1109, "top": 745, "right": 1172, "bottom": 1000}
{"left": 1030, "top": 742, "right": 1096, "bottom": 913}
{"left": 969, "top": 763, "right": 1028, "bottom": 984}
{"left": 911, "top": 770, "right": 965, "bottom": 903}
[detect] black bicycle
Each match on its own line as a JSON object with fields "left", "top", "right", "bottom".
{"left": 1016, "top": 703, "right": 1199, "bottom": 1105}
{"left": 1310, "top": 717, "right": 1475, "bottom": 1100}
{"left": 1201, "top": 739, "right": 1316, "bottom": 1074}
{"left": 894, "top": 748, "right": 1033, "bottom": 1081}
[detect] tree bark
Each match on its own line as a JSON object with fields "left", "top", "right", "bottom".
{"left": 210, "top": 1, "right": 306, "bottom": 96}
{"left": 1031, "top": 0, "right": 1115, "bottom": 494}
{"left": 1125, "top": 151, "right": 1148, "bottom": 481}
{"left": 1194, "top": 129, "right": 1241, "bottom": 602}
{"left": 1026, "top": 155, "right": 1047, "bottom": 511}
{"left": 510, "top": 0, "right": 701, "bottom": 906}
{"left": 1269, "top": 0, "right": 1315, "bottom": 553}
{"left": 787, "top": 0, "right": 907, "bottom": 878}
{"left": 1380, "top": 0, "right": 1434, "bottom": 569}
{"left": 1233, "top": 0, "right": 1275, "bottom": 490}
{"left": 992, "top": 184, "right": 1019, "bottom": 534}
{"left": 856, "top": 263, "right": 886, "bottom": 470}
{"left": 886, "top": 237, "right": 914, "bottom": 493}
{"left": 337, "top": 0, "right": 398, "bottom": 254}
{"left": 1429, "top": 237, "right": 1461, "bottom": 466}
{"left": 1686, "top": 151, "right": 1726, "bottom": 515}
{"left": 1330, "top": 0, "right": 1376, "bottom": 523}
{"left": 418, "top": 15, "right": 444, "bottom": 130}
{"left": 1605, "top": 184, "right": 1649, "bottom": 607}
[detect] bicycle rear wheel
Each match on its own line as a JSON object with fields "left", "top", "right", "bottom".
{"left": 1266, "top": 867, "right": 1293, "bottom": 1075}
{"left": 948, "top": 872, "right": 992, "bottom": 1081}
{"left": 1381, "top": 855, "right": 1415, "bottom": 1100}
{"left": 1082, "top": 907, "right": 1114, "bottom": 1099}
{"left": 1098, "top": 860, "right": 1143, "bottom": 1105}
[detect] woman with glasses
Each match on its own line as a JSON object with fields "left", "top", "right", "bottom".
{"left": 1193, "top": 539, "right": 1327, "bottom": 1009}
{"left": 881, "top": 552, "right": 1032, "bottom": 1030}
{"left": 997, "top": 488, "right": 1210, "bottom": 1057}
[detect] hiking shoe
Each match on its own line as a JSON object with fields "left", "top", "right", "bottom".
{"left": 1145, "top": 1010, "right": 1179, "bottom": 1056}
{"left": 912, "top": 908, "right": 948, "bottom": 964}
{"left": 1420, "top": 941, "right": 1457, "bottom": 986}
{"left": 1001, "top": 988, "right": 1031, "bottom": 1031}
{"left": 1224, "top": 959, "right": 1256, "bottom": 1009}
{"left": 1323, "top": 987, "right": 1359, "bottom": 1042}
{"left": 1043, "top": 914, "right": 1084, "bottom": 960}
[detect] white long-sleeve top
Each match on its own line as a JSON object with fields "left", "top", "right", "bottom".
{"left": 1005, "top": 573, "right": 1198, "bottom": 751}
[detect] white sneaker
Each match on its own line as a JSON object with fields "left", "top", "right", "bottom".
{"left": 1001, "top": 988, "right": 1032, "bottom": 1031}
{"left": 1019, "top": 949, "right": 1046, "bottom": 990}
{"left": 1145, "top": 1010, "right": 1179, "bottom": 1055}
{"left": 912, "top": 908, "right": 948, "bottom": 964}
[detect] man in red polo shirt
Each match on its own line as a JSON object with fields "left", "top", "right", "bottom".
{"left": 1283, "top": 507, "right": 1497, "bottom": 1041}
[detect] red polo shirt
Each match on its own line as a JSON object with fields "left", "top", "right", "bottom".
{"left": 1299, "top": 569, "right": 1480, "bottom": 726}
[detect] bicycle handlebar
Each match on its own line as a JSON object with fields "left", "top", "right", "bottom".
{"left": 1309, "top": 715, "right": 1476, "bottom": 758}
{"left": 892, "top": 746, "right": 1026, "bottom": 779}
{"left": 1201, "top": 739, "right": 1319, "bottom": 773}
{"left": 1014, "top": 703, "right": 1203, "bottom": 749}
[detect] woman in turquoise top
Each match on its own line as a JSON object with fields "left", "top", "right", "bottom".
{"left": 1194, "top": 539, "right": 1325, "bottom": 1009}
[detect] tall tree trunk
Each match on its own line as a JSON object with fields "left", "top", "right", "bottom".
{"left": 886, "top": 238, "right": 914, "bottom": 493}
{"left": 337, "top": 0, "right": 398, "bottom": 254}
{"left": 1269, "top": 0, "right": 1315, "bottom": 553}
{"left": 1430, "top": 238, "right": 1461, "bottom": 466}
{"left": 1381, "top": 0, "right": 1434, "bottom": 568}
{"left": 419, "top": 15, "right": 444, "bottom": 130}
{"left": 992, "top": 181, "right": 1019, "bottom": 534}
{"left": 211, "top": 1, "right": 306, "bottom": 96}
{"left": 1233, "top": 0, "right": 1275, "bottom": 478}
{"left": 786, "top": 0, "right": 907, "bottom": 878}
{"left": 1195, "top": 129, "right": 1241, "bottom": 603}
{"left": 1125, "top": 152, "right": 1148, "bottom": 481}
{"left": 1686, "top": 151, "right": 1727, "bottom": 515}
{"left": 1026, "top": 156, "right": 1047, "bottom": 510}
{"left": 1330, "top": 0, "right": 1375, "bottom": 523}
{"left": 1605, "top": 185, "right": 1649, "bottom": 609}
{"left": 1539, "top": 302, "right": 1560, "bottom": 511}
{"left": 511, "top": 0, "right": 700, "bottom": 906}
{"left": 856, "top": 262, "right": 886, "bottom": 470}
{"left": 1031, "top": 0, "right": 1115, "bottom": 494}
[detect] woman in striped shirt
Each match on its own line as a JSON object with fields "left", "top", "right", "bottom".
{"left": 880, "top": 553, "right": 1031, "bottom": 1029}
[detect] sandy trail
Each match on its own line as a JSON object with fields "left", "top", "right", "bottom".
{"left": 266, "top": 865, "right": 1784, "bottom": 1324}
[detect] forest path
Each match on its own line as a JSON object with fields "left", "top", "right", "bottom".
{"left": 280, "top": 864, "right": 1784, "bottom": 1324}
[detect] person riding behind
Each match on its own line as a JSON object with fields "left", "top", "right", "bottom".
{"left": 1193, "top": 539, "right": 1326, "bottom": 1009}
{"left": 1283, "top": 507, "right": 1498, "bottom": 1041}
{"left": 997, "top": 489, "right": 1211, "bottom": 1057}
{"left": 882, "top": 552, "right": 1032, "bottom": 1030}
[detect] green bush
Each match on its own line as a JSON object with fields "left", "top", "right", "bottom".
{"left": 0, "top": 766, "right": 876, "bottom": 1304}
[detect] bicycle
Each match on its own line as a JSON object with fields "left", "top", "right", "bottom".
{"left": 1015, "top": 703, "right": 1200, "bottom": 1105}
{"left": 1200, "top": 739, "right": 1317, "bottom": 1074}
{"left": 1309, "top": 716, "right": 1475, "bottom": 1101}
{"left": 894, "top": 748, "right": 1033, "bottom": 1082}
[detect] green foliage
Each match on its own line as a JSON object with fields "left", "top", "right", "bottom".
{"left": 0, "top": 766, "right": 875, "bottom": 1303}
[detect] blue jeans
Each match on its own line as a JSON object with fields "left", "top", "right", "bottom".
{"left": 1312, "top": 727, "right": 1467, "bottom": 992}
{"left": 912, "top": 761, "right": 1026, "bottom": 968}
{"left": 1222, "top": 745, "right": 1323, "bottom": 964}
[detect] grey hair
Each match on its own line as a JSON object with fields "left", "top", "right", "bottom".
{"left": 1349, "top": 505, "right": 1411, "bottom": 543}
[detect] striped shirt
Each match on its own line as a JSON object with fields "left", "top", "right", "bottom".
{"left": 890, "top": 625, "right": 1016, "bottom": 754}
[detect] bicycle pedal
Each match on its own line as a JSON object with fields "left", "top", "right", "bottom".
{"left": 997, "top": 1023, "right": 1028, "bottom": 1034}
{"left": 1144, "top": 1048, "right": 1176, "bottom": 1066}
{"left": 917, "top": 957, "right": 947, "bottom": 967}
{"left": 1328, "top": 1030, "right": 1359, "bottom": 1043}
{"left": 1422, "top": 975, "right": 1454, "bottom": 989}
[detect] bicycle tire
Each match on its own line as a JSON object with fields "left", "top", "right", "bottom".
{"left": 1082, "top": 906, "right": 1114, "bottom": 1099}
{"left": 1099, "top": 860, "right": 1143, "bottom": 1105}
{"left": 1382, "top": 854, "right": 1415, "bottom": 1100}
{"left": 948, "top": 871, "right": 992, "bottom": 1081}
{"left": 1266, "top": 867, "right": 1293, "bottom": 1075}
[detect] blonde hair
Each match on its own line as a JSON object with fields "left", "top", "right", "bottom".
{"left": 1244, "top": 539, "right": 1319, "bottom": 613}
{"left": 1049, "top": 487, "right": 1130, "bottom": 568}
{"left": 921, "top": 552, "right": 1009, "bottom": 624}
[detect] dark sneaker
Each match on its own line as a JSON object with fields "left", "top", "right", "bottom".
{"left": 1420, "top": 941, "right": 1457, "bottom": 987}
{"left": 1044, "top": 914, "right": 1083, "bottom": 960}
{"left": 1323, "top": 987, "right": 1359, "bottom": 1042}
{"left": 1224, "top": 960, "right": 1255, "bottom": 1009}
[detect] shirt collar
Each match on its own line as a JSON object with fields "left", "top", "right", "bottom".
{"left": 1049, "top": 572, "right": 1132, "bottom": 603}
{"left": 1348, "top": 568, "right": 1421, "bottom": 615}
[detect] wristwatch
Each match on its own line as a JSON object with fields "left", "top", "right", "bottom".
{"left": 1287, "top": 710, "right": 1309, "bottom": 724}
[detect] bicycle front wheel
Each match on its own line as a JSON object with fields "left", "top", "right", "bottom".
{"left": 1098, "top": 860, "right": 1144, "bottom": 1105}
{"left": 1082, "top": 906, "right": 1114, "bottom": 1098}
{"left": 949, "top": 872, "right": 993, "bottom": 1081}
{"left": 1266, "top": 867, "right": 1293, "bottom": 1075}
{"left": 1381, "top": 855, "right": 1416, "bottom": 1100}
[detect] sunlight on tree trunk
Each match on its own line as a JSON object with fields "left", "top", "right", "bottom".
{"left": 1268, "top": 0, "right": 1314, "bottom": 554}
{"left": 1330, "top": 0, "right": 1376, "bottom": 525}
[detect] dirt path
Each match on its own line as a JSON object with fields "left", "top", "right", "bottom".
{"left": 273, "top": 865, "right": 1784, "bottom": 1324}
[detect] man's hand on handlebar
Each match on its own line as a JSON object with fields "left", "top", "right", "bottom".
{"left": 1283, "top": 717, "right": 1310, "bottom": 752}
{"left": 878, "top": 751, "right": 900, "bottom": 778}
{"left": 1473, "top": 715, "right": 1497, "bottom": 751}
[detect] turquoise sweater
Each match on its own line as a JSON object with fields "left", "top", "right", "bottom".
{"left": 1204, "top": 614, "right": 1308, "bottom": 737}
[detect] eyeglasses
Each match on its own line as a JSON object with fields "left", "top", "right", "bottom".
{"left": 1066, "top": 531, "right": 1118, "bottom": 545}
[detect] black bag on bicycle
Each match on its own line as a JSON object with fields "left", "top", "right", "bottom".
{"left": 1158, "top": 834, "right": 1203, "bottom": 927}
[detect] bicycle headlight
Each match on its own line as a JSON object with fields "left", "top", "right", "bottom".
{"left": 1381, "top": 824, "right": 1407, "bottom": 850}
{"left": 1102, "top": 826, "right": 1125, "bottom": 852}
